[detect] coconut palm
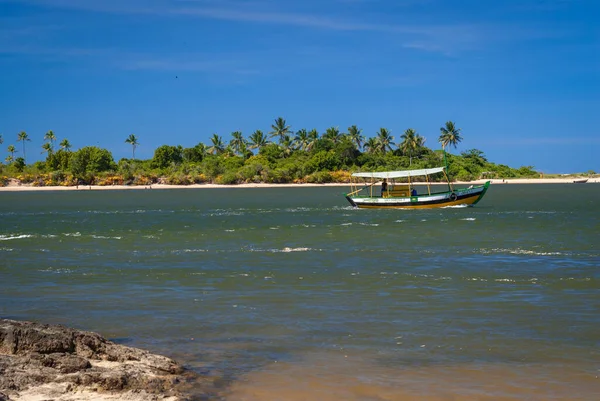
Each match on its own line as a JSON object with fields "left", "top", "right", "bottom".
{"left": 323, "top": 126, "right": 342, "bottom": 144}
{"left": 306, "top": 129, "right": 319, "bottom": 152}
{"left": 229, "top": 131, "right": 246, "bottom": 156}
{"left": 279, "top": 134, "right": 295, "bottom": 158}
{"left": 400, "top": 128, "right": 421, "bottom": 165}
{"left": 208, "top": 134, "right": 225, "bottom": 155}
{"left": 17, "top": 131, "right": 30, "bottom": 163}
{"left": 125, "top": 134, "right": 139, "bottom": 159}
{"left": 41, "top": 142, "right": 53, "bottom": 156}
{"left": 222, "top": 144, "right": 235, "bottom": 158}
{"left": 438, "top": 121, "right": 462, "bottom": 151}
{"left": 6, "top": 144, "right": 17, "bottom": 163}
{"left": 375, "top": 128, "right": 394, "bottom": 153}
{"left": 248, "top": 130, "right": 268, "bottom": 151}
{"left": 237, "top": 141, "right": 252, "bottom": 159}
{"left": 44, "top": 130, "right": 57, "bottom": 149}
{"left": 59, "top": 138, "right": 72, "bottom": 151}
{"left": 294, "top": 128, "right": 309, "bottom": 151}
{"left": 363, "top": 137, "right": 378, "bottom": 154}
{"left": 195, "top": 142, "right": 207, "bottom": 156}
{"left": 269, "top": 117, "right": 292, "bottom": 144}
{"left": 347, "top": 125, "right": 364, "bottom": 151}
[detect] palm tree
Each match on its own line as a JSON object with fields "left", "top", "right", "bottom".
{"left": 375, "top": 128, "right": 394, "bottom": 153}
{"left": 0, "top": 134, "right": 3, "bottom": 146}
{"left": 41, "top": 142, "right": 53, "bottom": 156}
{"left": 7, "top": 144, "right": 17, "bottom": 163}
{"left": 44, "top": 130, "right": 56, "bottom": 150}
{"left": 17, "top": 131, "right": 30, "bottom": 163}
{"left": 324, "top": 126, "right": 342, "bottom": 144}
{"left": 269, "top": 117, "right": 292, "bottom": 144}
{"left": 248, "top": 130, "right": 268, "bottom": 151}
{"left": 59, "top": 138, "right": 72, "bottom": 151}
{"left": 306, "top": 129, "right": 319, "bottom": 152}
{"left": 208, "top": 134, "right": 224, "bottom": 155}
{"left": 439, "top": 121, "right": 462, "bottom": 170}
{"left": 195, "top": 142, "right": 207, "bottom": 156}
{"left": 222, "top": 144, "right": 235, "bottom": 158}
{"left": 363, "top": 137, "right": 378, "bottom": 154}
{"left": 294, "top": 128, "right": 309, "bottom": 151}
{"left": 399, "top": 128, "right": 420, "bottom": 165}
{"left": 279, "top": 134, "right": 295, "bottom": 158}
{"left": 229, "top": 131, "right": 246, "bottom": 156}
{"left": 438, "top": 121, "right": 462, "bottom": 151}
{"left": 238, "top": 141, "right": 252, "bottom": 159}
{"left": 347, "top": 125, "right": 364, "bottom": 151}
{"left": 125, "top": 134, "right": 139, "bottom": 159}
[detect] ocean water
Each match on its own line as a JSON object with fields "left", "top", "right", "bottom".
{"left": 1, "top": 184, "right": 599, "bottom": 400}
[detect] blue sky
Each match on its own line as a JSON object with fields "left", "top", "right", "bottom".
{"left": 1, "top": 0, "right": 598, "bottom": 173}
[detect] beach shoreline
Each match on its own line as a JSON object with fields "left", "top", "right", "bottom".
{"left": 0, "top": 177, "right": 597, "bottom": 191}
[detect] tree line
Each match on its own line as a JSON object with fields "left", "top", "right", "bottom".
{"left": 0, "top": 119, "right": 538, "bottom": 186}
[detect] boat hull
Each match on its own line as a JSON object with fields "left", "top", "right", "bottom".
{"left": 346, "top": 181, "right": 490, "bottom": 209}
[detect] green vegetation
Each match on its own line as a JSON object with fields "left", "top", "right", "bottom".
{"left": 0, "top": 119, "right": 544, "bottom": 187}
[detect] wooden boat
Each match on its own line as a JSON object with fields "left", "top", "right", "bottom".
{"left": 345, "top": 167, "right": 490, "bottom": 209}
{"left": 573, "top": 178, "right": 588, "bottom": 184}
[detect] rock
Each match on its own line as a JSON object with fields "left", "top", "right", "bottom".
{"left": 0, "top": 319, "right": 209, "bottom": 400}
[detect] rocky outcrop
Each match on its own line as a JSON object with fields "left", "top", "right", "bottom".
{"left": 0, "top": 319, "right": 206, "bottom": 400}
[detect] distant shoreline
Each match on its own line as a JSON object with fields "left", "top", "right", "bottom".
{"left": 0, "top": 177, "right": 597, "bottom": 192}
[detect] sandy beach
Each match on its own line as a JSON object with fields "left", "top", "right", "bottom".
{"left": 0, "top": 177, "right": 597, "bottom": 191}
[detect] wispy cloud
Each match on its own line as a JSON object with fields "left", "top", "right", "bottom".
{"left": 1, "top": 0, "right": 572, "bottom": 64}
{"left": 1, "top": 0, "right": 500, "bottom": 54}
{"left": 0, "top": 41, "right": 263, "bottom": 77}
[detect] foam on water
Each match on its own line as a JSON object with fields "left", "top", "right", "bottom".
{"left": 441, "top": 204, "right": 469, "bottom": 209}
{"left": 0, "top": 234, "right": 33, "bottom": 241}
{"left": 91, "top": 235, "right": 122, "bottom": 240}
{"left": 479, "top": 247, "right": 565, "bottom": 256}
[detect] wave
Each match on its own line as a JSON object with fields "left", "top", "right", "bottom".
{"left": 247, "top": 247, "right": 319, "bottom": 253}
{"left": 38, "top": 267, "right": 73, "bottom": 274}
{"left": 478, "top": 247, "right": 565, "bottom": 256}
{"left": 90, "top": 235, "right": 122, "bottom": 240}
{"left": 441, "top": 204, "right": 468, "bottom": 209}
{"left": 0, "top": 234, "right": 33, "bottom": 241}
{"left": 176, "top": 249, "right": 208, "bottom": 253}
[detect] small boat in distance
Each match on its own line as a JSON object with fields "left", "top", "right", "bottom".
{"left": 573, "top": 178, "right": 588, "bottom": 184}
{"left": 345, "top": 167, "right": 490, "bottom": 209}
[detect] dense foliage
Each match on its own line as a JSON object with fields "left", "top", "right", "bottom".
{"left": 0, "top": 119, "right": 544, "bottom": 186}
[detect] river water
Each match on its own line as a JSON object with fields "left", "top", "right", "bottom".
{"left": 1, "top": 184, "right": 599, "bottom": 400}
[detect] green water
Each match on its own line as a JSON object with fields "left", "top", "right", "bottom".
{"left": 1, "top": 185, "right": 599, "bottom": 400}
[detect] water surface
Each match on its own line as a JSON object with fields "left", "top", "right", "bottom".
{"left": 1, "top": 184, "right": 599, "bottom": 400}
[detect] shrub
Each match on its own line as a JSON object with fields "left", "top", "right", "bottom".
{"left": 306, "top": 171, "right": 333, "bottom": 183}
{"left": 152, "top": 145, "right": 183, "bottom": 169}
{"left": 214, "top": 171, "right": 240, "bottom": 185}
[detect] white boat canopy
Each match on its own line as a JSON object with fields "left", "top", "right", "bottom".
{"left": 352, "top": 167, "right": 445, "bottom": 179}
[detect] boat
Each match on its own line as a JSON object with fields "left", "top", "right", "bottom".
{"left": 344, "top": 167, "right": 490, "bottom": 209}
{"left": 573, "top": 178, "right": 588, "bottom": 184}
